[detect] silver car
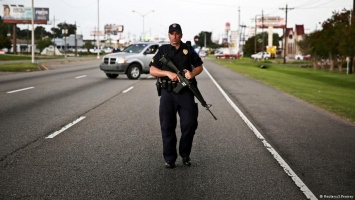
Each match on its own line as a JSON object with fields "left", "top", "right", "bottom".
{"left": 99, "top": 42, "right": 166, "bottom": 79}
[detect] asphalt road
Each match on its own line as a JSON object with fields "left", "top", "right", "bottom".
{"left": 0, "top": 58, "right": 354, "bottom": 199}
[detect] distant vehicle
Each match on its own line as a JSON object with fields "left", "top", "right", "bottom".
{"left": 215, "top": 48, "right": 240, "bottom": 59}
{"left": 111, "top": 48, "right": 121, "bottom": 53}
{"left": 199, "top": 50, "right": 207, "bottom": 57}
{"left": 304, "top": 54, "right": 311, "bottom": 60}
{"left": 99, "top": 42, "right": 167, "bottom": 79}
{"left": 295, "top": 54, "right": 311, "bottom": 61}
{"left": 295, "top": 54, "right": 304, "bottom": 60}
{"left": 251, "top": 52, "right": 270, "bottom": 60}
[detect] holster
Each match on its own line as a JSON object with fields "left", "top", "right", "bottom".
{"left": 156, "top": 79, "right": 162, "bottom": 96}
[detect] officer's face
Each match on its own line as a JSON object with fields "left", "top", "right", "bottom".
{"left": 169, "top": 31, "right": 182, "bottom": 47}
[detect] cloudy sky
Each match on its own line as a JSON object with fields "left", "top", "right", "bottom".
{"left": 1, "top": 0, "right": 352, "bottom": 43}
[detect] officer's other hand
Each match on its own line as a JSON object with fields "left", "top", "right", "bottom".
{"left": 183, "top": 69, "right": 193, "bottom": 80}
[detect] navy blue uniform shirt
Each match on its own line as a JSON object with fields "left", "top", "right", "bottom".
{"left": 149, "top": 42, "right": 203, "bottom": 82}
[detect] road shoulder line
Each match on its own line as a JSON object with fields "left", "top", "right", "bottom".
{"left": 204, "top": 66, "right": 317, "bottom": 200}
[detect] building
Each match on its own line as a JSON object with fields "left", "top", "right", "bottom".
{"left": 282, "top": 24, "right": 305, "bottom": 58}
{"left": 53, "top": 34, "right": 84, "bottom": 51}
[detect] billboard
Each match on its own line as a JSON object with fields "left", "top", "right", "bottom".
{"left": 2, "top": 5, "right": 49, "bottom": 24}
{"left": 104, "top": 24, "right": 124, "bottom": 35}
{"left": 257, "top": 16, "right": 285, "bottom": 28}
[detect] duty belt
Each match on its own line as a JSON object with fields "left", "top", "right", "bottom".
{"left": 157, "top": 78, "right": 178, "bottom": 92}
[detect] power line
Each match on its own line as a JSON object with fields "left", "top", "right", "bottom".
{"left": 293, "top": 0, "right": 349, "bottom": 9}
{"left": 292, "top": 0, "right": 323, "bottom": 8}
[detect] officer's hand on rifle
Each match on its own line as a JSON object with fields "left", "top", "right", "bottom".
{"left": 167, "top": 71, "right": 180, "bottom": 82}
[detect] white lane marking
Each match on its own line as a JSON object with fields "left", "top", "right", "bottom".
{"left": 204, "top": 67, "right": 317, "bottom": 200}
{"left": 75, "top": 75, "right": 87, "bottom": 79}
{"left": 122, "top": 86, "right": 134, "bottom": 93}
{"left": 45, "top": 116, "right": 86, "bottom": 139}
{"left": 7, "top": 87, "right": 35, "bottom": 94}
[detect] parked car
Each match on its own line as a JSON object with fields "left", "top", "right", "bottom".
{"left": 295, "top": 54, "right": 311, "bottom": 61}
{"left": 99, "top": 42, "right": 166, "bottom": 79}
{"left": 295, "top": 54, "right": 304, "bottom": 60}
{"left": 215, "top": 48, "right": 240, "bottom": 59}
{"left": 304, "top": 54, "right": 311, "bottom": 61}
{"left": 251, "top": 52, "right": 271, "bottom": 60}
{"left": 199, "top": 50, "right": 207, "bottom": 57}
{"left": 215, "top": 53, "right": 240, "bottom": 59}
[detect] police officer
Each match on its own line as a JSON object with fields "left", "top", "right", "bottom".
{"left": 149, "top": 23, "right": 203, "bottom": 168}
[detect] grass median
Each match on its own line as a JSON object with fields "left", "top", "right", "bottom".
{"left": 0, "top": 62, "right": 39, "bottom": 72}
{"left": 0, "top": 54, "right": 54, "bottom": 72}
{"left": 209, "top": 57, "right": 355, "bottom": 123}
{"left": 0, "top": 54, "right": 97, "bottom": 72}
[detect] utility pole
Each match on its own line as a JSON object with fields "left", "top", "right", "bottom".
{"left": 97, "top": 0, "right": 100, "bottom": 59}
{"left": 238, "top": 6, "right": 240, "bottom": 50}
{"left": 75, "top": 21, "right": 78, "bottom": 57}
{"left": 253, "top": 15, "right": 258, "bottom": 54}
{"left": 31, "top": 0, "right": 35, "bottom": 63}
{"left": 52, "top": 15, "right": 60, "bottom": 56}
{"left": 349, "top": 0, "right": 355, "bottom": 74}
{"left": 280, "top": 4, "right": 294, "bottom": 64}
{"left": 262, "top": 10, "right": 264, "bottom": 54}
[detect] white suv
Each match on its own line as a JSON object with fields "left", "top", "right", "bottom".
{"left": 251, "top": 52, "right": 271, "bottom": 60}
{"left": 100, "top": 42, "right": 166, "bottom": 79}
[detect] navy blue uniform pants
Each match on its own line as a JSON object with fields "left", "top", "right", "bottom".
{"left": 159, "top": 89, "right": 198, "bottom": 163}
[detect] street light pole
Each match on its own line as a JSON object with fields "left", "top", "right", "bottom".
{"left": 31, "top": 0, "right": 35, "bottom": 63}
{"left": 132, "top": 10, "right": 154, "bottom": 41}
{"left": 97, "top": 0, "right": 100, "bottom": 59}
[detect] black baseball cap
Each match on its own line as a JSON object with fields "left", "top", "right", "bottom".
{"left": 168, "top": 23, "right": 182, "bottom": 34}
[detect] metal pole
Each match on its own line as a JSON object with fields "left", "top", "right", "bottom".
{"left": 31, "top": 0, "right": 35, "bottom": 63}
{"left": 53, "top": 16, "right": 56, "bottom": 56}
{"left": 75, "top": 21, "right": 77, "bottom": 57}
{"left": 97, "top": 0, "right": 100, "bottom": 59}
{"left": 132, "top": 10, "right": 154, "bottom": 41}
{"left": 349, "top": 1, "right": 354, "bottom": 74}
{"left": 280, "top": 4, "right": 294, "bottom": 64}
{"left": 254, "top": 15, "right": 257, "bottom": 53}
{"left": 204, "top": 32, "right": 206, "bottom": 47}
{"left": 142, "top": 16, "right": 145, "bottom": 41}
{"left": 284, "top": 5, "right": 288, "bottom": 64}
{"left": 12, "top": 24, "right": 16, "bottom": 54}
{"left": 262, "top": 10, "right": 264, "bottom": 56}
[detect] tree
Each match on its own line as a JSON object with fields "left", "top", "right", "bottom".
{"left": 243, "top": 32, "right": 281, "bottom": 56}
{"left": 298, "top": 9, "right": 355, "bottom": 71}
{"left": 36, "top": 38, "right": 53, "bottom": 52}
{"left": 193, "top": 31, "right": 220, "bottom": 49}
{"left": 83, "top": 41, "right": 93, "bottom": 53}
{"left": 0, "top": 35, "right": 11, "bottom": 50}
{"left": 0, "top": 17, "right": 12, "bottom": 50}
{"left": 57, "top": 22, "right": 77, "bottom": 38}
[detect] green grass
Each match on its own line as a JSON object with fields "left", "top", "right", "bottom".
{"left": 0, "top": 63, "right": 39, "bottom": 72}
{"left": 0, "top": 53, "right": 97, "bottom": 72}
{"left": 209, "top": 57, "right": 355, "bottom": 123}
{"left": 0, "top": 54, "right": 61, "bottom": 61}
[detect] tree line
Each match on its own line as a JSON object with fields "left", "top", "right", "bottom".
{"left": 298, "top": 9, "right": 355, "bottom": 71}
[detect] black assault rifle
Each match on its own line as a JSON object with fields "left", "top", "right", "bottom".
{"left": 159, "top": 54, "right": 217, "bottom": 120}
